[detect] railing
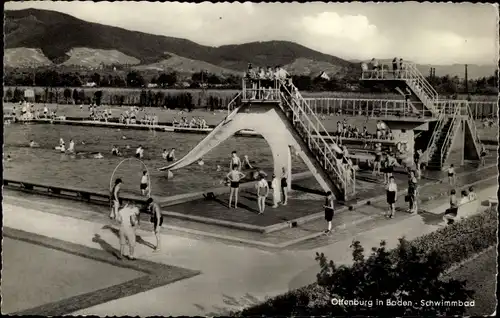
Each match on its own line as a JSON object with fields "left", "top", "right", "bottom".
{"left": 278, "top": 81, "right": 355, "bottom": 197}
{"left": 423, "top": 111, "right": 447, "bottom": 163}
{"left": 242, "top": 79, "right": 280, "bottom": 101}
{"left": 303, "top": 97, "right": 437, "bottom": 118}
{"left": 440, "top": 104, "right": 461, "bottom": 167}
{"left": 360, "top": 62, "right": 438, "bottom": 114}
{"left": 227, "top": 92, "right": 242, "bottom": 116}
{"left": 465, "top": 101, "right": 483, "bottom": 151}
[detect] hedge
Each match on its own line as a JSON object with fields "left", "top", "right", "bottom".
{"left": 235, "top": 207, "right": 497, "bottom": 316}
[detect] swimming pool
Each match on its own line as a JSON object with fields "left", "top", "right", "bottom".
{"left": 3, "top": 123, "right": 309, "bottom": 196}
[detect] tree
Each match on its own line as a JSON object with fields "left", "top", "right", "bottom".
{"left": 91, "top": 73, "right": 101, "bottom": 86}
{"left": 5, "top": 88, "right": 13, "bottom": 102}
{"left": 94, "top": 90, "right": 103, "bottom": 106}
{"left": 239, "top": 238, "right": 473, "bottom": 317}
{"left": 72, "top": 89, "right": 79, "bottom": 104}
{"left": 127, "top": 71, "right": 145, "bottom": 88}
{"left": 63, "top": 88, "right": 72, "bottom": 104}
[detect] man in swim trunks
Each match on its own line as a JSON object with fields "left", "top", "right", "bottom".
{"left": 146, "top": 197, "right": 163, "bottom": 252}
{"left": 117, "top": 201, "right": 140, "bottom": 260}
{"left": 230, "top": 151, "right": 241, "bottom": 171}
{"left": 323, "top": 191, "right": 335, "bottom": 234}
{"left": 110, "top": 178, "right": 123, "bottom": 219}
{"left": 112, "top": 145, "right": 121, "bottom": 156}
{"left": 140, "top": 171, "right": 149, "bottom": 196}
{"left": 226, "top": 166, "right": 246, "bottom": 208}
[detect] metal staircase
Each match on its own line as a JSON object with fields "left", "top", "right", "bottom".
{"left": 277, "top": 81, "right": 356, "bottom": 200}
{"left": 464, "top": 102, "right": 482, "bottom": 158}
{"left": 427, "top": 106, "right": 461, "bottom": 169}
{"left": 400, "top": 62, "right": 439, "bottom": 115}
{"left": 361, "top": 62, "right": 439, "bottom": 116}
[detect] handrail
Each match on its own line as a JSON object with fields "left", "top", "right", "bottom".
{"left": 279, "top": 92, "right": 352, "bottom": 197}
{"left": 227, "top": 92, "right": 242, "bottom": 116}
{"left": 465, "top": 101, "right": 482, "bottom": 147}
{"left": 302, "top": 97, "right": 438, "bottom": 119}
{"left": 423, "top": 111, "right": 446, "bottom": 162}
{"left": 405, "top": 62, "right": 439, "bottom": 101}
{"left": 278, "top": 82, "right": 355, "bottom": 196}
{"left": 440, "top": 105, "right": 461, "bottom": 167}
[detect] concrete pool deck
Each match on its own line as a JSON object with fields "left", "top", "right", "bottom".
{"left": 2, "top": 228, "right": 199, "bottom": 316}
{"left": 2, "top": 182, "right": 497, "bottom": 316}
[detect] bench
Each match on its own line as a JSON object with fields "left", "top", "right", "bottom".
{"left": 440, "top": 198, "right": 480, "bottom": 226}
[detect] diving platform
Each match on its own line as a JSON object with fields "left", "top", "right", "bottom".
{"left": 360, "top": 62, "right": 440, "bottom": 115}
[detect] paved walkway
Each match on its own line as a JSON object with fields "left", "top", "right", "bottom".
{"left": 3, "top": 184, "right": 496, "bottom": 316}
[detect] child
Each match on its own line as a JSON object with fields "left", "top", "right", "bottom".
{"left": 385, "top": 176, "right": 398, "bottom": 218}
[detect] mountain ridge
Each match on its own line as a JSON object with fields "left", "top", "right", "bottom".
{"left": 4, "top": 8, "right": 496, "bottom": 79}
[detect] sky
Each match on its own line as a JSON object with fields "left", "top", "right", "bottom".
{"left": 5, "top": 1, "right": 499, "bottom": 65}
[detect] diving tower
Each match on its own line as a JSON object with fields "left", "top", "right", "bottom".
{"left": 161, "top": 78, "right": 356, "bottom": 201}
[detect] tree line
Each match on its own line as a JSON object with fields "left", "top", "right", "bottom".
{"left": 3, "top": 68, "right": 498, "bottom": 95}
{"left": 4, "top": 86, "right": 239, "bottom": 111}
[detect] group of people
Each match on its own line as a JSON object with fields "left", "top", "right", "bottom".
{"left": 443, "top": 187, "right": 477, "bottom": 225}
{"left": 224, "top": 151, "right": 288, "bottom": 214}
{"left": 109, "top": 178, "right": 162, "bottom": 259}
{"left": 361, "top": 57, "right": 406, "bottom": 79}
{"left": 10, "top": 102, "right": 57, "bottom": 121}
{"left": 244, "top": 63, "right": 292, "bottom": 100}
{"left": 172, "top": 117, "right": 208, "bottom": 129}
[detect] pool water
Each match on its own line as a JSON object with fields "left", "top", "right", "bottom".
{"left": 1, "top": 237, "right": 143, "bottom": 314}
{"left": 3, "top": 123, "right": 309, "bottom": 196}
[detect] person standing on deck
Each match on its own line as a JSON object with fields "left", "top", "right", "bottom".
{"left": 110, "top": 178, "right": 123, "bottom": 219}
{"left": 407, "top": 170, "right": 418, "bottom": 214}
{"left": 392, "top": 57, "right": 398, "bottom": 78}
{"left": 256, "top": 174, "right": 269, "bottom": 214}
{"left": 324, "top": 191, "right": 335, "bottom": 234}
{"left": 271, "top": 174, "right": 280, "bottom": 208}
{"left": 140, "top": 171, "right": 149, "bottom": 196}
{"left": 385, "top": 176, "right": 398, "bottom": 218}
{"left": 146, "top": 198, "right": 163, "bottom": 252}
{"left": 135, "top": 145, "right": 144, "bottom": 159}
{"left": 281, "top": 167, "right": 289, "bottom": 206}
{"left": 226, "top": 166, "right": 246, "bottom": 208}
{"left": 117, "top": 201, "right": 140, "bottom": 260}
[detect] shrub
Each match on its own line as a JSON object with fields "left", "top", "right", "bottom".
{"left": 236, "top": 207, "right": 497, "bottom": 317}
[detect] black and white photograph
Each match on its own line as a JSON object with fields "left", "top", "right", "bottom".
{"left": 2, "top": 1, "right": 499, "bottom": 316}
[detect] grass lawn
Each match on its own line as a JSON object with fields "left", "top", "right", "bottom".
{"left": 443, "top": 247, "right": 497, "bottom": 316}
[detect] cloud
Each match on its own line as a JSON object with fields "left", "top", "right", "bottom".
{"left": 302, "top": 12, "right": 378, "bottom": 42}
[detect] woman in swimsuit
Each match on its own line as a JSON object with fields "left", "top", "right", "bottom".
{"left": 226, "top": 166, "right": 246, "bottom": 208}
{"left": 385, "top": 176, "right": 398, "bottom": 218}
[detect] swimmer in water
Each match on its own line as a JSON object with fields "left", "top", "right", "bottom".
{"left": 122, "top": 136, "right": 127, "bottom": 140}
{"left": 91, "top": 152, "right": 104, "bottom": 159}
{"left": 29, "top": 140, "right": 40, "bottom": 148}
{"left": 165, "top": 148, "right": 176, "bottom": 162}
{"left": 230, "top": 151, "right": 241, "bottom": 171}
{"left": 243, "top": 155, "right": 253, "bottom": 169}
{"left": 198, "top": 159, "right": 205, "bottom": 166}
{"left": 162, "top": 149, "right": 169, "bottom": 160}
{"left": 112, "top": 145, "right": 121, "bottom": 156}
{"left": 226, "top": 166, "right": 246, "bottom": 208}
{"left": 6, "top": 155, "right": 12, "bottom": 161}
{"left": 59, "top": 138, "right": 65, "bottom": 147}
{"left": 135, "top": 145, "right": 144, "bottom": 159}
{"left": 217, "top": 165, "right": 222, "bottom": 172}
{"left": 140, "top": 171, "right": 149, "bottom": 196}
{"left": 67, "top": 139, "right": 75, "bottom": 153}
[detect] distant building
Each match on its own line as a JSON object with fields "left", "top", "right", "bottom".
{"left": 316, "top": 71, "right": 330, "bottom": 81}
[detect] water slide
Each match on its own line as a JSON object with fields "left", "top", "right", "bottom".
{"left": 158, "top": 106, "right": 243, "bottom": 172}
